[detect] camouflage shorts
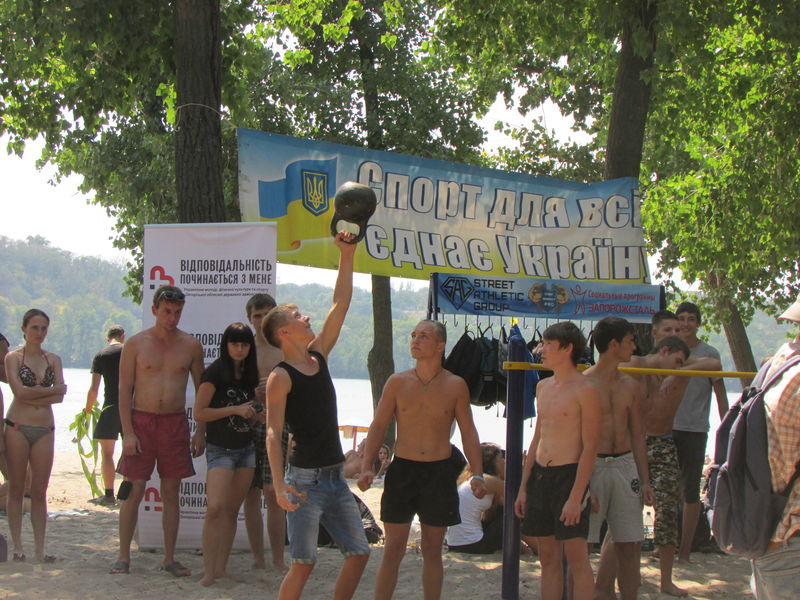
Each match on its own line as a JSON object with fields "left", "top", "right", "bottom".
{"left": 647, "top": 435, "right": 681, "bottom": 548}
{"left": 251, "top": 423, "right": 289, "bottom": 488}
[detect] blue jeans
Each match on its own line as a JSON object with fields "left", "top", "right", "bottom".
{"left": 284, "top": 463, "right": 370, "bottom": 564}
{"left": 751, "top": 535, "right": 800, "bottom": 599}
{"left": 206, "top": 442, "right": 256, "bottom": 471}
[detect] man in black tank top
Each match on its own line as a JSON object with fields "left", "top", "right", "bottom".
{"left": 263, "top": 232, "right": 369, "bottom": 600}
{"left": 84, "top": 325, "right": 126, "bottom": 505}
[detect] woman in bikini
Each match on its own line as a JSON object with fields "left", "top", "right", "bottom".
{"left": 3, "top": 308, "right": 66, "bottom": 562}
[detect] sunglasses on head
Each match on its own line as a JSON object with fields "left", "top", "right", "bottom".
{"left": 158, "top": 289, "right": 185, "bottom": 303}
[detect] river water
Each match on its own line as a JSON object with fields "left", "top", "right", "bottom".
{"left": 1, "top": 368, "right": 732, "bottom": 457}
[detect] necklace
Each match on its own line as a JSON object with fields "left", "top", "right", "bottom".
{"left": 414, "top": 368, "right": 442, "bottom": 390}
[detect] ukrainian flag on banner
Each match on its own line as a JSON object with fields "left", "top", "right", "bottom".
{"left": 258, "top": 158, "right": 338, "bottom": 251}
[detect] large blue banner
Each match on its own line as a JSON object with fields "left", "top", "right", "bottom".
{"left": 239, "top": 128, "right": 650, "bottom": 282}
{"left": 429, "top": 273, "right": 663, "bottom": 323}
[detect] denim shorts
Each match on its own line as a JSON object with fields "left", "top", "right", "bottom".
{"left": 751, "top": 535, "right": 800, "bottom": 599}
{"left": 284, "top": 463, "right": 370, "bottom": 564}
{"left": 206, "top": 442, "right": 256, "bottom": 471}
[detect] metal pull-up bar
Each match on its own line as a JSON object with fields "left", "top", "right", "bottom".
{"left": 503, "top": 362, "right": 757, "bottom": 379}
{"left": 500, "top": 341, "right": 755, "bottom": 599}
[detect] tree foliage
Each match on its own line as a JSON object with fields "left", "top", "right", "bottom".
{"left": 434, "top": 0, "right": 800, "bottom": 359}
{"left": 642, "top": 14, "right": 800, "bottom": 327}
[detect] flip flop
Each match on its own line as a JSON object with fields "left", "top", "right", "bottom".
{"left": 109, "top": 560, "right": 130, "bottom": 574}
{"left": 38, "top": 555, "right": 58, "bottom": 564}
{"left": 161, "top": 561, "right": 191, "bottom": 577}
{"left": 12, "top": 553, "right": 25, "bottom": 562}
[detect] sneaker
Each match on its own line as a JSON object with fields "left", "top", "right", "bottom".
{"left": 89, "top": 496, "right": 117, "bottom": 507}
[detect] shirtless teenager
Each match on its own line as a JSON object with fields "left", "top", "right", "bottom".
{"left": 584, "top": 317, "right": 655, "bottom": 600}
{"left": 515, "top": 322, "right": 600, "bottom": 600}
{"left": 264, "top": 232, "right": 370, "bottom": 600}
{"left": 637, "top": 336, "right": 697, "bottom": 596}
{"left": 243, "top": 293, "right": 287, "bottom": 572}
{"left": 358, "top": 319, "right": 486, "bottom": 600}
{"left": 592, "top": 311, "right": 680, "bottom": 597}
{"left": 110, "top": 285, "right": 205, "bottom": 576}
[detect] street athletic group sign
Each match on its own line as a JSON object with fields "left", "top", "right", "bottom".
{"left": 429, "top": 273, "right": 663, "bottom": 323}
{"left": 238, "top": 128, "right": 651, "bottom": 283}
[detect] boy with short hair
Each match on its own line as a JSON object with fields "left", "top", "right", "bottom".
{"left": 514, "top": 322, "right": 600, "bottom": 600}
{"left": 263, "top": 232, "right": 369, "bottom": 600}
{"left": 584, "top": 316, "right": 654, "bottom": 600}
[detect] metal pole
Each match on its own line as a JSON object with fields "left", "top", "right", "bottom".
{"left": 501, "top": 333, "right": 526, "bottom": 599}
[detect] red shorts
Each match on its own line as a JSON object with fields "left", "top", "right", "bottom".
{"left": 117, "top": 410, "right": 195, "bottom": 481}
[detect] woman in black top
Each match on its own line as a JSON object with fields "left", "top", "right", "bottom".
{"left": 194, "top": 322, "right": 260, "bottom": 587}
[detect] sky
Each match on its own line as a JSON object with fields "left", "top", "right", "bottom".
{"left": 0, "top": 98, "right": 665, "bottom": 292}
{"left": 0, "top": 97, "right": 530, "bottom": 292}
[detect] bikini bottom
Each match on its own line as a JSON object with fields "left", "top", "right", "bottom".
{"left": 4, "top": 418, "right": 55, "bottom": 445}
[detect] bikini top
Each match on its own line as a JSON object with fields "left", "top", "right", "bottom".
{"left": 18, "top": 348, "right": 55, "bottom": 387}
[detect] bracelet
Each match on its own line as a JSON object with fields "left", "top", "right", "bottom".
{"left": 471, "top": 475, "right": 485, "bottom": 481}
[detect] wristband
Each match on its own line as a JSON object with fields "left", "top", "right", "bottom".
{"left": 471, "top": 475, "right": 485, "bottom": 481}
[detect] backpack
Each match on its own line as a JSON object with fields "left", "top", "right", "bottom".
{"left": 444, "top": 330, "right": 484, "bottom": 402}
{"left": 705, "top": 354, "right": 800, "bottom": 558}
{"left": 474, "top": 327, "right": 507, "bottom": 408}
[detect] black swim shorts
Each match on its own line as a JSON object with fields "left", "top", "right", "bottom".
{"left": 93, "top": 404, "right": 122, "bottom": 441}
{"left": 381, "top": 455, "right": 461, "bottom": 527}
{"left": 520, "top": 462, "right": 590, "bottom": 540}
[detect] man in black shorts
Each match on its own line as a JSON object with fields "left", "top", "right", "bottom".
{"left": 84, "top": 325, "right": 125, "bottom": 505}
{"left": 359, "top": 320, "right": 486, "bottom": 600}
{"left": 514, "top": 322, "right": 600, "bottom": 600}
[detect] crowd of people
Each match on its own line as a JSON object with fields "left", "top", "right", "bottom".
{"left": 1, "top": 230, "right": 798, "bottom": 600}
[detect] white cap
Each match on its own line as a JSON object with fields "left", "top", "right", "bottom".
{"left": 779, "top": 295, "right": 800, "bottom": 323}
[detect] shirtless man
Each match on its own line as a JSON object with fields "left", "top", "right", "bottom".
{"left": 640, "top": 334, "right": 721, "bottom": 596}
{"left": 515, "top": 321, "right": 600, "bottom": 600}
{"left": 358, "top": 319, "right": 486, "bottom": 600}
{"left": 110, "top": 285, "right": 205, "bottom": 576}
{"left": 264, "top": 232, "right": 370, "bottom": 600}
{"left": 624, "top": 310, "right": 681, "bottom": 371}
{"left": 243, "top": 293, "right": 287, "bottom": 572}
{"left": 597, "top": 311, "right": 721, "bottom": 596}
{"left": 584, "top": 317, "right": 655, "bottom": 600}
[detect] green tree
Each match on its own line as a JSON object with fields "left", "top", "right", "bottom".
{"left": 260, "top": 0, "right": 490, "bottom": 438}
{"left": 435, "top": 1, "right": 800, "bottom": 367}
{"left": 642, "top": 15, "right": 800, "bottom": 375}
{"left": 1, "top": 0, "right": 265, "bottom": 298}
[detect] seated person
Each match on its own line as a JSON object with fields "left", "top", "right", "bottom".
{"left": 344, "top": 441, "right": 392, "bottom": 479}
{"left": 375, "top": 443, "right": 392, "bottom": 478}
{"left": 445, "top": 443, "right": 505, "bottom": 554}
{"left": 343, "top": 440, "right": 367, "bottom": 479}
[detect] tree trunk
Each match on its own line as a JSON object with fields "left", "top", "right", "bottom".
{"left": 353, "top": 8, "right": 395, "bottom": 446}
{"left": 604, "top": 0, "right": 657, "bottom": 181}
{"left": 368, "top": 274, "right": 396, "bottom": 447}
{"left": 707, "top": 272, "right": 757, "bottom": 388}
{"left": 174, "top": 0, "right": 225, "bottom": 223}
{"left": 605, "top": 0, "right": 657, "bottom": 351}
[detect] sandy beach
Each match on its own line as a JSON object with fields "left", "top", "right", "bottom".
{"left": 0, "top": 451, "right": 755, "bottom": 599}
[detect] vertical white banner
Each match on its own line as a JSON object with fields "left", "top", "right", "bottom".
{"left": 138, "top": 222, "right": 276, "bottom": 549}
